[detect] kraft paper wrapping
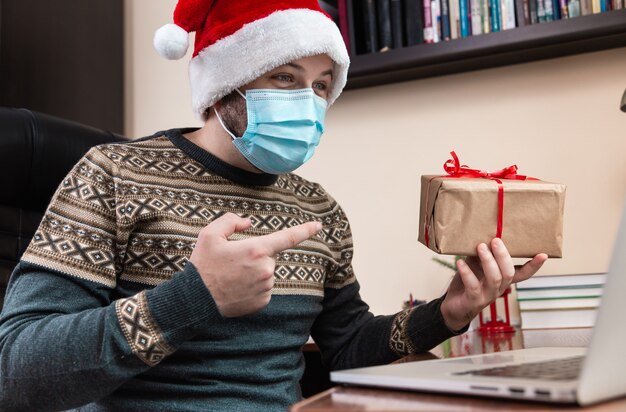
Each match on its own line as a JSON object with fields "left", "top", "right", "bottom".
{"left": 418, "top": 175, "right": 566, "bottom": 258}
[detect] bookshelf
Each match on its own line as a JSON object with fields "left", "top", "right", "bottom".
{"left": 345, "top": 7, "right": 626, "bottom": 90}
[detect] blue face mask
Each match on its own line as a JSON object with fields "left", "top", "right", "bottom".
{"left": 214, "top": 88, "right": 328, "bottom": 175}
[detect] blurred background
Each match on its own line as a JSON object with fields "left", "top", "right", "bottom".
{"left": 2, "top": 0, "right": 625, "bottom": 315}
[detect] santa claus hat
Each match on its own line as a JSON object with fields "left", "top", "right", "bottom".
{"left": 154, "top": 0, "right": 350, "bottom": 121}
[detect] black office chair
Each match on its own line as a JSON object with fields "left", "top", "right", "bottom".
{"left": 0, "top": 107, "right": 127, "bottom": 309}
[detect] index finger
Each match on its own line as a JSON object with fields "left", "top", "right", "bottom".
{"left": 257, "top": 221, "right": 323, "bottom": 255}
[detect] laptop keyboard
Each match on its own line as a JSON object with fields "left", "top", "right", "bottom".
{"left": 454, "top": 356, "right": 584, "bottom": 381}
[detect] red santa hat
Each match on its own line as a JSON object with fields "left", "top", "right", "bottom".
{"left": 154, "top": 0, "right": 350, "bottom": 121}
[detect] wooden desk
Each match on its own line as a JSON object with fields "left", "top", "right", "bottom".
{"left": 291, "top": 328, "right": 626, "bottom": 411}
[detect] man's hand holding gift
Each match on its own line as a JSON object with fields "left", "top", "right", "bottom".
{"left": 440, "top": 238, "right": 548, "bottom": 331}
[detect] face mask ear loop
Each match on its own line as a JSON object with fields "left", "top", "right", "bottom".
{"left": 213, "top": 107, "right": 239, "bottom": 140}
{"left": 235, "top": 88, "right": 247, "bottom": 100}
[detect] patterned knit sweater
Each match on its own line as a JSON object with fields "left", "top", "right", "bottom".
{"left": 0, "top": 129, "right": 459, "bottom": 411}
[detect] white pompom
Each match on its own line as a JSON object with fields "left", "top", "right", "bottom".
{"left": 153, "top": 23, "right": 189, "bottom": 60}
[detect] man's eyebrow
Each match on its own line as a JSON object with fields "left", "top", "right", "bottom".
{"left": 284, "top": 62, "right": 333, "bottom": 79}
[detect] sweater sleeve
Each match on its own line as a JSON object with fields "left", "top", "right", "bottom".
{"left": 310, "top": 198, "right": 467, "bottom": 371}
{"left": 0, "top": 147, "right": 222, "bottom": 411}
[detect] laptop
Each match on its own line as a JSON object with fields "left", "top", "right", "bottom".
{"left": 331, "top": 200, "right": 626, "bottom": 406}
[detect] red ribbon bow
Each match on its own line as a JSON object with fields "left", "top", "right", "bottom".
{"left": 424, "top": 151, "right": 536, "bottom": 247}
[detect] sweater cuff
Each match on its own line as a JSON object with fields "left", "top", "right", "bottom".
{"left": 144, "top": 261, "right": 222, "bottom": 347}
{"left": 407, "top": 296, "right": 469, "bottom": 353}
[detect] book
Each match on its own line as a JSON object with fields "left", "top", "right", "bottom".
{"left": 423, "top": 0, "right": 435, "bottom": 43}
{"left": 460, "top": 0, "right": 471, "bottom": 36}
{"left": 560, "top": 0, "right": 570, "bottom": 16}
{"left": 440, "top": 0, "right": 452, "bottom": 40}
{"left": 517, "top": 286, "right": 603, "bottom": 300}
{"left": 376, "top": 0, "right": 393, "bottom": 51}
{"left": 529, "top": 0, "right": 539, "bottom": 22}
{"left": 449, "top": 0, "right": 461, "bottom": 38}
{"left": 545, "top": 0, "right": 555, "bottom": 21}
{"left": 338, "top": 0, "right": 351, "bottom": 55}
{"left": 520, "top": 308, "right": 598, "bottom": 329}
{"left": 568, "top": 0, "right": 582, "bottom": 16}
{"left": 490, "top": 0, "right": 501, "bottom": 31}
{"left": 404, "top": 0, "right": 425, "bottom": 45}
{"left": 581, "top": 0, "right": 593, "bottom": 13}
{"left": 347, "top": 0, "right": 361, "bottom": 53}
{"left": 538, "top": 0, "right": 547, "bottom": 21}
{"left": 471, "top": 0, "right": 483, "bottom": 34}
{"left": 431, "top": 0, "right": 441, "bottom": 43}
{"left": 504, "top": 0, "right": 517, "bottom": 28}
{"left": 363, "top": 0, "right": 379, "bottom": 53}
{"left": 515, "top": 0, "right": 529, "bottom": 26}
{"left": 390, "top": 0, "right": 405, "bottom": 48}
{"left": 481, "top": 0, "right": 492, "bottom": 32}
{"left": 519, "top": 297, "right": 601, "bottom": 310}
{"left": 592, "top": 0, "right": 601, "bottom": 12}
{"left": 553, "top": 0, "right": 562, "bottom": 18}
{"left": 517, "top": 273, "right": 607, "bottom": 290}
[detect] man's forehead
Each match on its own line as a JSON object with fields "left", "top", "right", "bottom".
{"left": 273, "top": 61, "right": 334, "bottom": 78}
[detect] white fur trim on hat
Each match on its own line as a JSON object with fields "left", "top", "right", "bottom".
{"left": 189, "top": 9, "right": 350, "bottom": 121}
{"left": 154, "top": 23, "right": 190, "bottom": 60}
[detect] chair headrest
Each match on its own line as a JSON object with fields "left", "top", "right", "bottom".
{"left": 0, "top": 107, "right": 128, "bottom": 212}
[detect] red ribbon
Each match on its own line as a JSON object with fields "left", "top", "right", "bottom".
{"left": 424, "top": 151, "right": 537, "bottom": 248}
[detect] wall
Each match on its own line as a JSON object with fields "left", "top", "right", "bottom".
{"left": 125, "top": 0, "right": 626, "bottom": 315}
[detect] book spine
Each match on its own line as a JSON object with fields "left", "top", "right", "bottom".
{"left": 449, "top": 0, "right": 461, "bottom": 38}
{"left": 490, "top": 0, "right": 501, "bottom": 31}
{"left": 537, "top": 0, "right": 546, "bottom": 21}
{"left": 505, "top": 0, "right": 516, "bottom": 27}
{"left": 568, "top": 0, "right": 582, "bottom": 15}
{"left": 440, "top": 0, "right": 451, "bottom": 40}
{"left": 390, "top": 0, "right": 405, "bottom": 48}
{"left": 404, "top": 0, "right": 425, "bottom": 45}
{"left": 592, "top": 0, "right": 600, "bottom": 12}
{"left": 554, "top": 0, "right": 563, "bottom": 18}
{"left": 560, "top": 0, "right": 570, "bottom": 16}
{"left": 431, "top": 0, "right": 441, "bottom": 42}
{"left": 530, "top": 0, "right": 539, "bottom": 22}
{"left": 516, "top": 0, "right": 530, "bottom": 25}
{"left": 338, "top": 0, "right": 351, "bottom": 55}
{"left": 481, "top": 0, "right": 491, "bottom": 32}
{"left": 600, "top": 0, "right": 607, "bottom": 12}
{"left": 364, "top": 0, "right": 379, "bottom": 53}
{"left": 460, "top": 0, "right": 471, "bottom": 36}
{"left": 377, "top": 0, "right": 393, "bottom": 51}
{"left": 581, "top": 0, "right": 592, "bottom": 13}
{"left": 545, "top": 0, "right": 555, "bottom": 20}
{"left": 423, "top": 0, "right": 435, "bottom": 43}
{"left": 470, "top": 0, "right": 483, "bottom": 34}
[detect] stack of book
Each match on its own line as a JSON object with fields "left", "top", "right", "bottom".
{"left": 349, "top": 0, "right": 624, "bottom": 54}
{"left": 516, "top": 273, "right": 606, "bottom": 329}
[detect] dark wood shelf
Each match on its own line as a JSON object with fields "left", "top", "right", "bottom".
{"left": 346, "top": 9, "right": 626, "bottom": 90}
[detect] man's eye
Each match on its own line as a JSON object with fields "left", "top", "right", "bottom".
{"left": 274, "top": 74, "right": 293, "bottom": 82}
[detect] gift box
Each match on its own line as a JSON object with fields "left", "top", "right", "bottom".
{"left": 418, "top": 152, "right": 566, "bottom": 258}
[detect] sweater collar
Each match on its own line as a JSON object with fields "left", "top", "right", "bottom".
{"left": 164, "top": 128, "right": 278, "bottom": 187}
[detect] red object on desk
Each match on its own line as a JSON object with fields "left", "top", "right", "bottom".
{"left": 478, "top": 287, "right": 515, "bottom": 334}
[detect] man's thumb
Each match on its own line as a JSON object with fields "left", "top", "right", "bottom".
{"left": 205, "top": 212, "right": 252, "bottom": 240}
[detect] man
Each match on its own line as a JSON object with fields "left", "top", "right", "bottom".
{"left": 0, "top": 1, "right": 547, "bottom": 411}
